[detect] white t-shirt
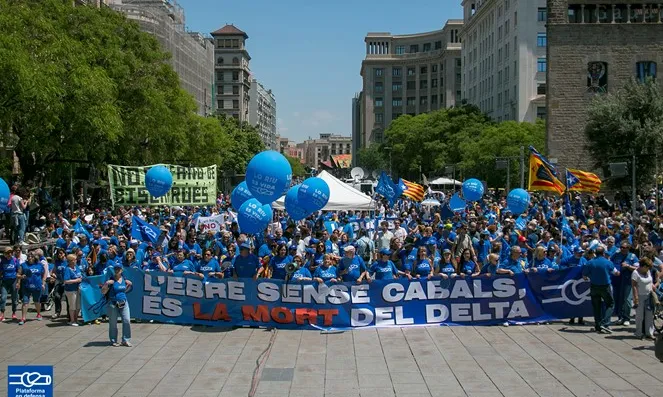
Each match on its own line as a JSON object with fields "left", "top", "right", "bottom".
{"left": 10, "top": 195, "right": 23, "bottom": 214}
{"left": 631, "top": 270, "right": 653, "bottom": 296}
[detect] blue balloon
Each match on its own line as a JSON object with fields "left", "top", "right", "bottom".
{"left": 507, "top": 188, "right": 530, "bottom": 215}
{"left": 298, "top": 177, "right": 330, "bottom": 212}
{"left": 462, "top": 178, "right": 484, "bottom": 202}
{"left": 285, "top": 185, "right": 310, "bottom": 221}
{"left": 245, "top": 150, "right": 293, "bottom": 204}
{"left": 145, "top": 165, "right": 173, "bottom": 198}
{"left": 0, "top": 178, "right": 9, "bottom": 209}
{"left": 231, "top": 181, "right": 253, "bottom": 211}
{"left": 238, "top": 198, "right": 273, "bottom": 235}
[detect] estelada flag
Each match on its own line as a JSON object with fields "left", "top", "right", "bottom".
{"left": 566, "top": 168, "right": 601, "bottom": 193}
{"left": 400, "top": 178, "right": 425, "bottom": 202}
{"left": 528, "top": 153, "right": 565, "bottom": 195}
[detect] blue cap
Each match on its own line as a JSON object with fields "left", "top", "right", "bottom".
{"left": 520, "top": 247, "right": 527, "bottom": 253}
{"left": 92, "top": 240, "right": 100, "bottom": 245}
{"left": 309, "top": 238, "right": 320, "bottom": 245}
{"left": 305, "top": 248, "right": 315, "bottom": 254}
{"left": 288, "top": 245, "right": 297, "bottom": 251}
{"left": 574, "top": 246, "right": 585, "bottom": 254}
{"left": 266, "top": 234, "right": 275, "bottom": 240}
{"left": 151, "top": 252, "right": 161, "bottom": 258}
{"left": 426, "top": 237, "right": 438, "bottom": 246}
{"left": 240, "top": 243, "right": 251, "bottom": 250}
{"left": 379, "top": 248, "right": 392, "bottom": 256}
{"left": 113, "top": 263, "right": 123, "bottom": 269}
{"left": 481, "top": 230, "right": 490, "bottom": 236}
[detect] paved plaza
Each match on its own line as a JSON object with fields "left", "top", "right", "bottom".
{"left": 0, "top": 315, "right": 662, "bottom": 397}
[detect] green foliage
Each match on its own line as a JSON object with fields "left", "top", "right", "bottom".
{"left": 356, "top": 145, "right": 386, "bottom": 172}
{"left": 585, "top": 78, "right": 663, "bottom": 188}
{"left": 284, "top": 154, "right": 306, "bottom": 178}
{"left": 378, "top": 104, "right": 543, "bottom": 187}
{"left": 0, "top": 0, "right": 264, "bottom": 185}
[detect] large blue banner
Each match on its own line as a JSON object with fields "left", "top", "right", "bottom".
{"left": 80, "top": 267, "right": 593, "bottom": 329}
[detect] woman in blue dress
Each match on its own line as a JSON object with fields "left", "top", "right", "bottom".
{"left": 457, "top": 248, "right": 481, "bottom": 277}
{"left": 313, "top": 254, "right": 339, "bottom": 283}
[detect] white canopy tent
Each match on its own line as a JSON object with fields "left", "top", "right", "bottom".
{"left": 429, "top": 177, "right": 462, "bottom": 186}
{"left": 273, "top": 170, "right": 376, "bottom": 211}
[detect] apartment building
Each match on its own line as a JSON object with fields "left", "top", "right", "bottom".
{"left": 302, "top": 134, "right": 353, "bottom": 169}
{"left": 249, "top": 79, "right": 277, "bottom": 150}
{"left": 547, "top": 0, "right": 663, "bottom": 170}
{"left": 211, "top": 24, "right": 251, "bottom": 122}
{"left": 460, "top": 0, "right": 547, "bottom": 122}
{"left": 358, "top": 21, "right": 463, "bottom": 147}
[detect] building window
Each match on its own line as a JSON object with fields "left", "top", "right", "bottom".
{"left": 587, "top": 62, "right": 608, "bottom": 93}
{"left": 514, "top": 11, "right": 517, "bottom": 26}
{"left": 536, "top": 107, "right": 547, "bottom": 120}
{"left": 538, "top": 7, "right": 547, "bottom": 21}
{"left": 537, "top": 83, "right": 546, "bottom": 95}
{"left": 217, "top": 57, "right": 224, "bottom": 64}
{"left": 537, "top": 58, "right": 547, "bottom": 72}
{"left": 432, "top": 64, "right": 438, "bottom": 73}
{"left": 420, "top": 96, "right": 428, "bottom": 105}
{"left": 420, "top": 80, "right": 428, "bottom": 89}
{"left": 636, "top": 61, "right": 657, "bottom": 82}
{"left": 406, "top": 81, "right": 416, "bottom": 90}
{"left": 392, "top": 82, "right": 402, "bottom": 91}
{"left": 423, "top": 43, "right": 431, "bottom": 52}
{"left": 232, "top": 39, "right": 239, "bottom": 48}
{"left": 233, "top": 100, "right": 239, "bottom": 109}
{"left": 375, "top": 68, "right": 383, "bottom": 77}
{"left": 224, "top": 39, "right": 231, "bottom": 47}
{"left": 407, "top": 67, "right": 416, "bottom": 76}
{"left": 537, "top": 32, "right": 546, "bottom": 47}
{"left": 431, "top": 95, "right": 437, "bottom": 105}
{"left": 505, "top": 19, "right": 510, "bottom": 34}
{"left": 232, "top": 71, "right": 239, "bottom": 81}
{"left": 431, "top": 78, "right": 438, "bottom": 88}
{"left": 568, "top": 6, "right": 581, "bottom": 23}
{"left": 392, "top": 98, "right": 402, "bottom": 107}
{"left": 375, "top": 97, "right": 383, "bottom": 107}
{"left": 410, "top": 44, "right": 419, "bottom": 53}
{"left": 375, "top": 82, "right": 384, "bottom": 93}
{"left": 435, "top": 41, "right": 442, "bottom": 50}
{"left": 407, "top": 97, "right": 416, "bottom": 106}
{"left": 392, "top": 113, "right": 402, "bottom": 120}
{"left": 375, "top": 113, "right": 384, "bottom": 122}
{"left": 420, "top": 66, "right": 428, "bottom": 74}
{"left": 232, "top": 57, "right": 239, "bottom": 65}
{"left": 392, "top": 67, "right": 402, "bottom": 77}
{"left": 217, "top": 100, "right": 224, "bottom": 109}
{"left": 395, "top": 45, "right": 405, "bottom": 55}
{"left": 233, "top": 86, "right": 239, "bottom": 95}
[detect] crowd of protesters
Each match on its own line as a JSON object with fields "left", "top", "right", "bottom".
{"left": 1, "top": 187, "right": 662, "bottom": 343}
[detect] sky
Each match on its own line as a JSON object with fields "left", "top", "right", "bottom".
{"left": 177, "top": 0, "right": 463, "bottom": 143}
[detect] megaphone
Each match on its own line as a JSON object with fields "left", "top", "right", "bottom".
{"left": 285, "top": 262, "right": 299, "bottom": 275}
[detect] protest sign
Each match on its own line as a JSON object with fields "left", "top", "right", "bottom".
{"left": 108, "top": 164, "right": 217, "bottom": 207}
{"left": 194, "top": 214, "right": 226, "bottom": 233}
{"left": 81, "top": 267, "right": 593, "bottom": 329}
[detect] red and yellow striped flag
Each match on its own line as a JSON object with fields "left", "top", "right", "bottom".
{"left": 400, "top": 178, "right": 425, "bottom": 202}
{"left": 566, "top": 168, "right": 601, "bottom": 193}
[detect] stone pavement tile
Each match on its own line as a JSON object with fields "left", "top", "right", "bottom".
{"left": 187, "top": 372, "right": 228, "bottom": 390}
{"left": 288, "top": 387, "right": 324, "bottom": 397}
{"left": 78, "top": 382, "right": 123, "bottom": 397}
{"left": 254, "top": 380, "right": 291, "bottom": 396}
{"left": 427, "top": 385, "right": 467, "bottom": 397}
{"left": 149, "top": 373, "right": 197, "bottom": 396}
{"left": 359, "top": 388, "right": 396, "bottom": 397}
{"left": 606, "top": 390, "right": 649, "bottom": 397}
{"left": 115, "top": 376, "right": 162, "bottom": 395}
{"left": 324, "top": 392, "right": 360, "bottom": 397}
{"left": 183, "top": 390, "right": 220, "bottom": 397}
{"left": 591, "top": 376, "right": 640, "bottom": 392}
{"left": 223, "top": 371, "right": 254, "bottom": 387}
{"left": 293, "top": 364, "right": 325, "bottom": 374}
{"left": 324, "top": 377, "right": 359, "bottom": 391}
{"left": 358, "top": 373, "right": 392, "bottom": 388}
{"left": 324, "top": 369, "right": 359, "bottom": 380}
{"left": 99, "top": 370, "right": 135, "bottom": 384}
{"left": 54, "top": 373, "right": 101, "bottom": 393}
{"left": 393, "top": 383, "right": 431, "bottom": 395}
{"left": 638, "top": 384, "right": 663, "bottom": 397}
{"left": 218, "top": 385, "right": 250, "bottom": 397}
{"left": 290, "top": 373, "right": 324, "bottom": 388}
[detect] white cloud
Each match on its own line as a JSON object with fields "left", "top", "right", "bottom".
{"left": 302, "top": 110, "right": 334, "bottom": 127}
{"left": 293, "top": 111, "right": 300, "bottom": 118}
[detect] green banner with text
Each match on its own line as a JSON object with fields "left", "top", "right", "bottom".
{"left": 108, "top": 164, "right": 217, "bottom": 207}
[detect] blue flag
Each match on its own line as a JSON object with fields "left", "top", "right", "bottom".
{"left": 74, "top": 219, "right": 92, "bottom": 240}
{"left": 376, "top": 172, "right": 401, "bottom": 207}
{"left": 131, "top": 216, "right": 161, "bottom": 244}
{"left": 515, "top": 216, "right": 527, "bottom": 231}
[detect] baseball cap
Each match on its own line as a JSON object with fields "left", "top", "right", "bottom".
{"left": 574, "top": 246, "right": 585, "bottom": 254}
{"left": 426, "top": 237, "right": 438, "bottom": 246}
{"left": 289, "top": 245, "right": 298, "bottom": 251}
{"left": 309, "top": 238, "right": 320, "bottom": 245}
{"left": 442, "top": 249, "right": 452, "bottom": 254}
{"left": 240, "top": 243, "right": 251, "bottom": 250}
{"left": 113, "top": 263, "right": 123, "bottom": 269}
{"left": 379, "top": 248, "right": 392, "bottom": 256}
{"left": 344, "top": 245, "right": 356, "bottom": 252}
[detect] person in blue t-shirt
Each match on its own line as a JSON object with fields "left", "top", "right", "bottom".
{"left": 16, "top": 253, "right": 47, "bottom": 325}
{"left": 582, "top": 246, "right": 618, "bottom": 333}
{"left": 143, "top": 252, "right": 168, "bottom": 273}
{"left": 528, "top": 246, "right": 558, "bottom": 273}
{"left": 412, "top": 247, "right": 434, "bottom": 279}
{"left": 169, "top": 250, "right": 196, "bottom": 275}
{"left": 610, "top": 242, "right": 638, "bottom": 325}
{"left": 338, "top": 246, "right": 368, "bottom": 283}
{"left": 101, "top": 264, "right": 133, "bottom": 347}
{"left": 63, "top": 254, "right": 83, "bottom": 326}
{"left": 196, "top": 249, "right": 222, "bottom": 279}
{"left": 497, "top": 246, "right": 526, "bottom": 276}
{"left": 313, "top": 254, "right": 339, "bottom": 283}
{"left": 559, "top": 246, "right": 588, "bottom": 270}
{"left": 269, "top": 244, "right": 292, "bottom": 280}
{"left": 480, "top": 254, "right": 499, "bottom": 277}
{"left": 457, "top": 248, "right": 480, "bottom": 277}
{"left": 291, "top": 255, "right": 313, "bottom": 282}
{"left": 438, "top": 249, "right": 458, "bottom": 279}
{"left": 0, "top": 247, "right": 20, "bottom": 321}
{"left": 233, "top": 243, "right": 260, "bottom": 279}
{"left": 474, "top": 231, "right": 492, "bottom": 265}
{"left": 370, "top": 249, "right": 400, "bottom": 280}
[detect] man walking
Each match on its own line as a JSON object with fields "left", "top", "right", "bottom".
{"left": 10, "top": 187, "right": 30, "bottom": 246}
{"left": 582, "top": 246, "right": 619, "bottom": 334}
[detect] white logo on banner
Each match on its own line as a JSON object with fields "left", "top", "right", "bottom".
{"left": 540, "top": 279, "right": 591, "bottom": 306}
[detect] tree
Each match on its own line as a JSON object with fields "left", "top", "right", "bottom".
{"left": 285, "top": 154, "right": 306, "bottom": 178}
{"left": 216, "top": 117, "right": 265, "bottom": 174}
{"left": 585, "top": 78, "right": 663, "bottom": 188}
{"left": 356, "top": 145, "right": 386, "bottom": 173}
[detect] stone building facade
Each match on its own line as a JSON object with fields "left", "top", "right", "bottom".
{"left": 547, "top": 0, "right": 663, "bottom": 170}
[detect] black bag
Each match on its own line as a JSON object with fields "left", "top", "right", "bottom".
{"left": 655, "top": 333, "right": 663, "bottom": 363}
